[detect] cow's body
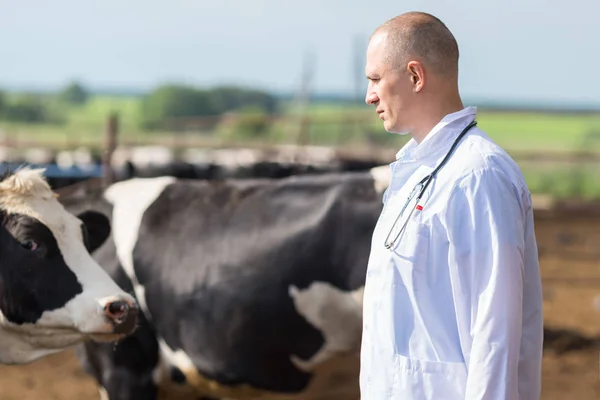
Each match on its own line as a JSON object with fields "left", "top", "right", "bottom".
{"left": 64, "top": 167, "right": 390, "bottom": 400}
{"left": 0, "top": 168, "right": 139, "bottom": 365}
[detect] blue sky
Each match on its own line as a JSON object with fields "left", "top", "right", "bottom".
{"left": 1, "top": 0, "right": 599, "bottom": 106}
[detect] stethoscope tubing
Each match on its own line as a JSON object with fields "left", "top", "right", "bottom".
{"left": 383, "top": 119, "right": 478, "bottom": 250}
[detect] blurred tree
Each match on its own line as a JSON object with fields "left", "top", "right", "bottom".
{"left": 209, "top": 86, "right": 278, "bottom": 114}
{"left": 59, "top": 81, "right": 89, "bottom": 105}
{"left": 140, "top": 83, "right": 279, "bottom": 131}
{"left": 140, "top": 84, "right": 217, "bottom": 130}
{"left": 3, "top": 94, "right": 47, "bottom": 123}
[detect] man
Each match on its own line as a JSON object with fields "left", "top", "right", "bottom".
{"left": 359, "top": 11, "right": 544, "bottom": 399}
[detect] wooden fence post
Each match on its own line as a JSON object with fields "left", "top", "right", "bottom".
{"left": 102, "top": 112, "right": 118, "bottom": 188}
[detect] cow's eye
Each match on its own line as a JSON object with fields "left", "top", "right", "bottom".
{"left": 21, "top": 239, "right": 39, "bottom": 251}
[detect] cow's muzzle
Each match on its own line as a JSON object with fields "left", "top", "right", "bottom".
{"left": 102, "top": 297, "right": 139, "bottom": 335}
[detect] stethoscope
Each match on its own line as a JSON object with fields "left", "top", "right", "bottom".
{"left": 383, "top": 119, "right": 478, "bottom": 250}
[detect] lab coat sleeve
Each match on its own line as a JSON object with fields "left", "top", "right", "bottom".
{"left": 445, "top": 167, "right": 526, "bottom": 400}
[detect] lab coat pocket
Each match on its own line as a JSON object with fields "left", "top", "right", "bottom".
{"left": 389, "top": 223, "right": 431, "bottom": 291}
{"left": 392, "top": 354, "right": 467, "bottom": 399}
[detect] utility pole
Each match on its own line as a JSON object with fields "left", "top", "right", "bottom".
{"left": 352, "top": 35, "right": 368, "bottom": 145}
{"left": 353, "top": 34, "right": 366, "bottom": 103}
{"left": 285, "top": 47, "right": 315, "bottom": 149}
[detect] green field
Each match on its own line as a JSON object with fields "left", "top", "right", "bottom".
{"left": 2, "top": 96, "right": 600, "bottom": 200}
{"left": 2, "top": 96, "right": 600, "bottom": 150}
{"left": 3, "top": 96, "right": 600, "bottom": 151}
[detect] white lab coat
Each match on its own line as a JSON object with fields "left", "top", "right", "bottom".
{"left": 360, "top": 107, "right": 544, "bottom": 399}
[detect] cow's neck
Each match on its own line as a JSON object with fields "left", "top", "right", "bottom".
{"left": 0, "top": 324, "right": 80, "bottom": 364}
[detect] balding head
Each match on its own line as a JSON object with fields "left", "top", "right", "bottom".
{"left": 365, "top": 12, "right": 465, "bottom": 141}
{"left": 372, "top": 12, "right": 459, "bottom": 78}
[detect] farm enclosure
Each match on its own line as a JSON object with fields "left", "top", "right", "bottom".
{"left": 0, "top": 202, "right": 598, "bottom": 399}
{"left": 1, "top": 103, "right": 600, "bottom": 399}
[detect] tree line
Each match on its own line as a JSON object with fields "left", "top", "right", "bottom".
{"left": 0, "top": 81, "right": 280, "bottom": 132}
{"left": 140, "top": 84, "right": 279, "bottom": 130}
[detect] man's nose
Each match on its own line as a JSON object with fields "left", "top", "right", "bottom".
{"left": 365, "top": 91, "right": 379, "bottom": 105}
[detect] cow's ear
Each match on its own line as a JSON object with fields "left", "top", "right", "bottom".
{"left": 78, "top": 210, "right": 111, "bottom": 253}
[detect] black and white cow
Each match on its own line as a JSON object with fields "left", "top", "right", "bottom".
{"left": 60, "top": 165, "right": 391, "bottom": 400}
{"left": 0, "top": 168, "right": 139, "bottom": 365}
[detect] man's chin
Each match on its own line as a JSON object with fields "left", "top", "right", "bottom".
{"left": 383, "top": 121, "right": 410, "bottom": 135}
{"left": 386, "top": 127, "right": 411, "bottom": 136}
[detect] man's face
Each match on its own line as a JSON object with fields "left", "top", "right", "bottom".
{"left": 365, "top": 32, "right": 414, "bottom": 135}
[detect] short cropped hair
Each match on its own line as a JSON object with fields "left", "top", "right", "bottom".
{"left": 373, "top": 12, "right": 460, "bottom": 77}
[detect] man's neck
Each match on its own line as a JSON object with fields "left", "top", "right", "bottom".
{"left": 411, "top": 95, "right": 464, "bottom": 144}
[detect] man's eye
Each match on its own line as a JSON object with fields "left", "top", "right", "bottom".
{"left": 21, "top": 239, "right": 39, "bottom": 251}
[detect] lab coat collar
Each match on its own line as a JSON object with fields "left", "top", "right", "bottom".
{"left": 395, "top": 106, "right": 478, "bottom": 162}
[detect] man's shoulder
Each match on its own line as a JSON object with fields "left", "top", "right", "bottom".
{"left": 453, "top": 129, "right": 527, "bottom": 189}
{"left": 447, "top": 129, "right": 532, "bottom": 212}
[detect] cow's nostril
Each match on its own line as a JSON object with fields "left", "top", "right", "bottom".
{"left": 104, "top": 300, "right": 129, "bottom": 323}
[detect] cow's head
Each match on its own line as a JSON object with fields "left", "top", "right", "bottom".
{"left": 0, "top": 168, "right": 139, "bottom": 364}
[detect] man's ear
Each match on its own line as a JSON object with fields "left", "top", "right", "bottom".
{"left": 78, "top": 210, "right": 111, "bottom": 254}
{"left": 407, "top": 61, "right": 425, "bottom": 92}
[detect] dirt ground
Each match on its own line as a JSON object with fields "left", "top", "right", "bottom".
{"left": 0, "top": 210, "right": 599, "bottom": 399}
